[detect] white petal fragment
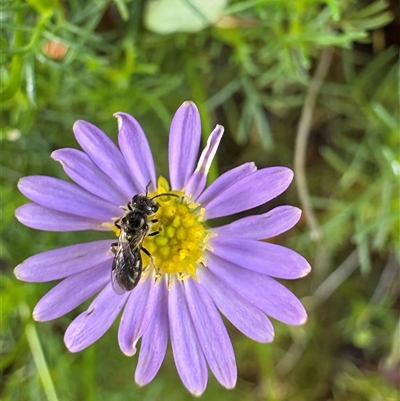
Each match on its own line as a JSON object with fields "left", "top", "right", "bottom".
{"left": 186, "top": 124, "right": 224, "bottom": 199}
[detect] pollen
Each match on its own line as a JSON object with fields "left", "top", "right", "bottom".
{"left": 142, "top": 176, "right": 210, "bottom": 280}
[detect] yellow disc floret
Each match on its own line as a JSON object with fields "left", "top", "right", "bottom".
{"left": 143, "top": 176, "right": 211, "bottom": 280}
{"left": 103, "top": 176, "right": 213, "bottom": 283}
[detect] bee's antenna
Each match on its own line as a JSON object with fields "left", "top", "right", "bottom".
{"left": 145, "top": 181, "right": 152, "bottom": 196}
{"left": 151, "top": 192, "right": 179, "bottom": 200}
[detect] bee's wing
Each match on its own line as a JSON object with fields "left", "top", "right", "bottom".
{"left": 111, "top": 240, "right": 131, "bottom": 294}
{"left": 111, "top": 235, "right": 142, "bottom": 294}
{"left": 111, "top": 252, "right": 127, "bottom": 295}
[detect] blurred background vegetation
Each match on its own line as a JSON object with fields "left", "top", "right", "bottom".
{"left": 1, "top": 0, "right": 399, "bottom": 400}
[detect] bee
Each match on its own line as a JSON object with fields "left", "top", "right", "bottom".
{"left": 111, "top": 189, "right": 178, "bottom": 294}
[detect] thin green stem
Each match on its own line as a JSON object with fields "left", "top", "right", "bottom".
{"left": 2, "top": 6, "right": 52, "bottom": 101}
{"left": 25, "top": 323, "right": 59, "bottom": 401}
{"left": 1, "top": 4, "right": 24, "bottom": 101}
{"left": 294, "top": 48, "right": 333, "bottom": 241}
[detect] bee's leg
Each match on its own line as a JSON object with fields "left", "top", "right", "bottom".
{"left": 110, "top": 242, "right": 118, "bottom": 254}
{"left": 141, "top": 246, "right": 152, "bottom": 258}
{"left": 148, "top": 215, "right": 160, "bottom": 236}
{"left": 114, "top": 219, "right": 121, "bottom": 229}
{"left": 148, "top": 218, "right": 160, "bottom": 236}
{"left": 142, "top": 246, "right": 160, "bottom": 275}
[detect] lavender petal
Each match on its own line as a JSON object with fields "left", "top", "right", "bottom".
{"left": 15, "top": 203, "right": 107, "bottom": 232}
{"left": 135, "top": 278, "right": 169, "bottom": 386}
{"left": 185, "top": 279, "right": 237, "bottom": 389}
{"left": 196, "top": 162, "right": 257, "bottom": 206}
{"left": 202, "top": 167, "right": 294, "bottom": 219}
{"left": 33, "top": 261, "right": 110, "bottom": 321}
{"left": 52, "top": 148, "right": 128, "bottom": 206}
{"left": 73, "top": 120, "right": 139, "bottom": 198}
{"left": 118, "top": 277, "right": 156, "bottom": 356}
{"left": 18, "top": 176, "right": 122, "bottom": 221}
{"left": 64, "top": 283, "right": 129, "bottom": 352}
{"left": 198, "top": 266, "right": 274, "bottom": 343}
{"left": 185, "top": 125, "right": 224, "bottom": 200}
{"left": 213, "top": 205, "right": 302, "bottom": 239}
{"left": 207, "top": 253, "right": 307, "bottom": 325}
{"left": 211, "top": 237, "right": 311, "bottom": 279}
{"left": 168, "top": 101, "right": 201, "bottom": 190}
{"left": 169, "top": 280, "right": 208, "bottom": 396}
{"left": 14, "top": 240, "right": 113, "bottom": 282}
{"left": 116, "top": 112, "right": 156, "bottom": 192}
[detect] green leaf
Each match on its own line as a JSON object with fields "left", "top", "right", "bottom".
{"left": 113, "top": 0, "right": 130, "bottom": 21}
{"left": 26, "top": 0, "right": 58, "bottom": 15}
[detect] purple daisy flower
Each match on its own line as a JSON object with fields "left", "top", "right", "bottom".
{"left": 15, "top": 101, "right": 310, "bottom": 395}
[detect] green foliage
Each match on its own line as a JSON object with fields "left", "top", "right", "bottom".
{"left": 1, "top": 0, "right": 398, "bottom": 400}
{"left": 318, "top": 46, "right": 400, "bottom": 271}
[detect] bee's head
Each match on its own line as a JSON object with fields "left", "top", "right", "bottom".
{"left": 131, "top": 194, "right": 159, "bottom": 215}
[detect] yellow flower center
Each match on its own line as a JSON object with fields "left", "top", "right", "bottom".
{"left": 107, "top": 176, "right": 213, "bottom": 282}
{"left": 144, "top": 176, "right": 211, "bottom": 280}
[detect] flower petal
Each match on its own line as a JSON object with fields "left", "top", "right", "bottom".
{"left": 52, "top": 148, "right": 128, "bottom": 206}
{"left": 135, "top": 278, "right": 169, "bottom": 386}
{"left": 14, "top": 240, "right": 113, "bottom": 282}
{"left": 64, "top": 283, "right": 129, "bottom": 352}
{"left": 18, "top": 176, "right": 122, "bottom": 221}
{"left": 73, "top": 120, "right": 139, "bottom": 198}
{"left": 198, "top": 266, "right": 274, "bottom": 343}
{"left": 207, "top": 253, "right": 307, "bottom": 325}
{"left": 168, "top": 101, "right": 201, "bottom": 190}
{"left": 169, "top": 280, "right": 208, "bottom": 396}
{"left": 210, "top": 237, "right": 311, "bottom": 279}
{"left": 185, "top": 125, "right": 224, "bottom": 200}
{"left": 118, "top": 277, "right": 156, "bottom": 356}
{"left": 116, "top": 112, "right": 156, "bottom": 192}
{"left": 196, "top": 162, "right": 257, "bottom": 206}
{"left": 202, "top": 167, "right": 294, "bottom": 219}
{"left": 33, "top": 261, "right": 110, "bottom": 321}
{"left": 15, "top": 203, "right": 106, "bottom": 232}
{"left": 213, "top": 206, "right": 302, "bottom": 240}
{"left": 185, "top": 279, "right": 237, "bottom": 389}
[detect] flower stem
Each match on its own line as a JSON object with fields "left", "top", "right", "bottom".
{"left": 294, "top": 48, "right": 333, "bottom": 241}
{"left": 25, "top": 322, "right": 59, "bottom": 401}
